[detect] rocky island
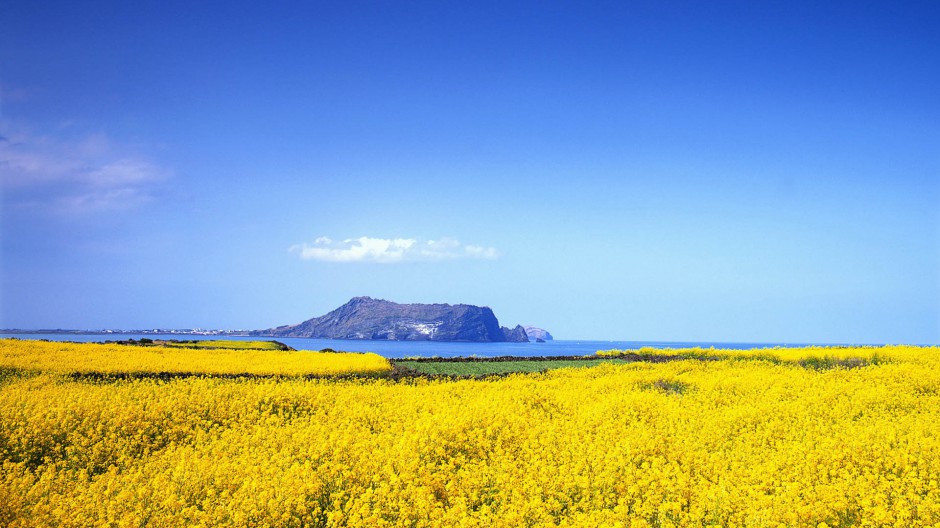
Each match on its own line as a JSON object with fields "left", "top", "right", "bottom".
{"left": 252, "top": 297, "right": 529, "bottom": 342}
{"left": 523, "top": 326, "right": 554, "bottom": 341}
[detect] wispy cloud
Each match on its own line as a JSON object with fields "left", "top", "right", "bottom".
{"left": 0, "top": 122, "right": 170, "bottom": 214}
{"left": 291, "top": 236, "right": 501, "bottom": 263}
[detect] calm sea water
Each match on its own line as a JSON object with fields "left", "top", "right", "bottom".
{"left": 0, "top": 332, "right": 820, "bottom": 358}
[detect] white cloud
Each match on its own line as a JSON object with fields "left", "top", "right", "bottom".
{"left": 292, "top": 236, "right": 416, "bottom": 263}
{"left": 56, "top": 187, "right": 153, "bottom": 213}
{"left": 464, "top": 245, "right": 501, "bottom": 260}
{"left": 86, "top": 158, "right": 163, "bottom": 188}
{"left": 0, "top": 123, "right": 169, "bottom": 214}
{"left": 291, "top": 236, "right": 501, "bottom": 263}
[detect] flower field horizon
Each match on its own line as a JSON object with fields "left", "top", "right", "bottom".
{"left": 0, "top": 339, "right": 391, "bottom": 378}
{"left": 2, "top": 341, "right": 940, "bottom": 526}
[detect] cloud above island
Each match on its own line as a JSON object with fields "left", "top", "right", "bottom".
{"left": 290, "top": 236, "right": 501, "bottom": 263}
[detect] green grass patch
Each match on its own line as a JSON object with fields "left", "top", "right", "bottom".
{"left": 644, "top": 378, "right": 692, "bottom": 395}
{"left": 395, "top": 359, "right": 629, "bottom": 376}
{"left": 0, "top": 366, "right": 34, "bottom": 386}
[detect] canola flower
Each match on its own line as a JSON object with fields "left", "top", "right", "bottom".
{"left": 0, "top": 339, "right": 391, "bottom": 377}
{"left": 596, "top": 344, "right": 910, "bottom": 366}
{"left": 2, "top": 342, "right": 940, "bottom": 527}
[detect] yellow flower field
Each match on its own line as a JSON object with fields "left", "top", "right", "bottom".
{"left": 596, "top": 344, "right": 908, "bottom": 364}
{"left": 2, "top": 342, "right": 940, "bottom": 527}
{"left": 0, "top": 339, "right": 391, "bottom": 377}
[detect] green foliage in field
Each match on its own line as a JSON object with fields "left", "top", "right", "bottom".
{"left": 395, "top": 358, "right": 628, "bottom": 376}
{"left": 159, "top": 340, "right": 289, "bottom": 350}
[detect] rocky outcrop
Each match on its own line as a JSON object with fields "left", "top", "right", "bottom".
{"left": 523, "top": 326, "right": 553, "bottom": 341}
{"left": 252, "top": 297, "right": 530, "bottom": 342}
{"left": 501, "top": 325, "right": 529, "bottom": 343}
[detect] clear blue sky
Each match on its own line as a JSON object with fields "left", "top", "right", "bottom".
{"left": 2, "top": 1, "right": 938, "bottom": 343}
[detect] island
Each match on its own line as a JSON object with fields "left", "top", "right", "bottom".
{"left": 523, "top": 326, "right": 554, "bottom": 341}
{"left": 251, "top": 296, "right": 529, "bottom": 342}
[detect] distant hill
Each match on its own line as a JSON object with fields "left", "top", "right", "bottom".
{"left": 523, "top": 326, "right": 554, "bottom": 341}
{"left": 252, "top": 297, "right": 529, "bottom": 342}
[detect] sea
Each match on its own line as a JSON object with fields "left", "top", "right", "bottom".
{"left": 0, "top": 332, "right": 824, "bottom": 358}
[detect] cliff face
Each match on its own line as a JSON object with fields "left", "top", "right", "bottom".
{"left": 253, "top": 297, "right": 529, "bottom": 342}
{"left": 523, "top": 326, "right": 554, "bottom": 341}
{"left": 502, "top": 325, "right": 529, "bottom": 342}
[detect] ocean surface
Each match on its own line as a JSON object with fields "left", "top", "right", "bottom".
{"left": 0, "top": 332, "right": 821, "bottom": 358}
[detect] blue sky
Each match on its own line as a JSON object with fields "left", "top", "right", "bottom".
{"left": 2, "top": 1, "right": 938, "bottom": 343}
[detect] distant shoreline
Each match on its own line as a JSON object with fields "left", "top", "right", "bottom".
{"left": 1, "top": 330, "right": 846, "bottom": 347}
{"left": 1, "top": 329, "right": 253, "bottom": 336}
